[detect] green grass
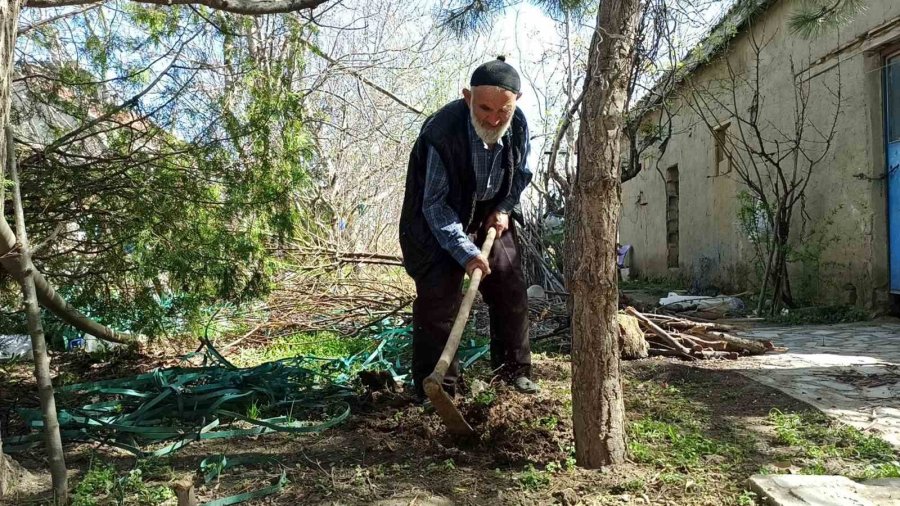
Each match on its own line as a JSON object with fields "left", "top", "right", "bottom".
{"left": 628, "top": 418, "right": 746, "bottom": 471}
{"left": 625, "top": 374, "right": 755, "bottom": 475}
{"left": 768, "top": 409, "right": 900, "bottom": 478}
{"left": 234, "top": 331, "right": 369, "bottom": 367}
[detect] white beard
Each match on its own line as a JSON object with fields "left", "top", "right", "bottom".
{"left": 470, "top": 107, "right": 512, "bottom": 145}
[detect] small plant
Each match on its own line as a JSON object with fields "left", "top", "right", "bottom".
{"left": 246, "top": 399, "right": 261, "bottom": 419}
{"left": 658, "top": 472, "right": 687, "bottom": 485}
{"left": 768, "top": 409, "right": 900, "bottom": 479}
{"left": 518, "top": 464, "right": 551, "bottom": 491}
{"left": 73, "top": 461, "right": 116, "bottom": 506}
{"left": 425, "top": 459, "right": 456, "bottom": 472}
{"left": 235, "top": 331, "right": 368, "bottom": 368}
{"left": 535, "top": 415, "right": 559, "bottom": 431}
{"left": 858, "top": 462, "right": 900, "bottom": 479}
{"left": 801, "top": 462, "right": 828, "bottom": 475}
{"left": 474, "top": 387, "right": 498, "bottom": 406}
{"left": 737, "top": 490, "right": 758, "bottom": 506}
{"left": 72, "top": 459, "right": 175, "bottom": 506}
{"left": 611, "top": 479, "right": 646, "bottom": 494}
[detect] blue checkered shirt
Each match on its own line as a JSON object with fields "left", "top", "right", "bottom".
{"left": 423, "top": 118, "right": 532, "bottom": 267}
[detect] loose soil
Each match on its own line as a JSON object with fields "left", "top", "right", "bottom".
{"left": 7, "top": 345, "right": 890, "bottom": 506}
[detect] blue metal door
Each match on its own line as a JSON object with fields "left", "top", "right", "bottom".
{"left": 888, "top": 54, "right": 900, "bottom": 292}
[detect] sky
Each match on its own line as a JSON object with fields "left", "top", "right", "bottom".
{"left": 440, "top": 1, "right": 732, "bottom": 171}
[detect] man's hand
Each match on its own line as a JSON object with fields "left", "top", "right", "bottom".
{"left": 465, "top": 254, "right": 491, "bottom": 277}
{"left": 484, "top": 210, "right": 510, "bottom": 238}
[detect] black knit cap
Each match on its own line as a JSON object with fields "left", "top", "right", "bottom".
{"left": 470, "top": 55, "right": 520, "bottom": 94}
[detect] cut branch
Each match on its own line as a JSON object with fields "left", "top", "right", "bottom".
{"left": 0, "top": 215, "right": 141, "bottom": 345}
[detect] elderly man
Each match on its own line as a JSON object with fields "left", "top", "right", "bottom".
{"left": 399, "top": 57, "right": 537, "bottom": 399}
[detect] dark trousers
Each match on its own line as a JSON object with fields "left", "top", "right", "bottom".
{"left": 411, "top": 219, "right": 531, "bottom": 398}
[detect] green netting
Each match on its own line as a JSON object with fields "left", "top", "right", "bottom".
{"left": 4, "top": 324, "right": 489, "bottom": 504}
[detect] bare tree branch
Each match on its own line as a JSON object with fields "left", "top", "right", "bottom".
{"left": 25, "top": 0, "right": 332, "bottom": 15}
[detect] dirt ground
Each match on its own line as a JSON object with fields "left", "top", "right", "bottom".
{"left": 7, "top": 345, "right": 880, "bottom": 506}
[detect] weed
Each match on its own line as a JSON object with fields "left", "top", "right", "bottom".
{"left": 474, "top": 387, "right": 498, "bottom": 406}
{"left": 768, "top": 409, "right": 899, "bottom": 479}
{"left": 72, "top": 458, "right": 175, "bottom": 506}
{"left": 246, "top": 399, "right": 261, "bottom": 419}
{"left": 561, "top": 444, "right": 577, "bottom": 471}
{"left": 658, "top": 472, "right": 687, "bottom": 485}
{"left": 611, "top": 479, "right": 646, "bottom": 494}
{"left": 73, "top": 461, "right": 116, "bottom": 506}
{"left": 737, "top": 490, "right": 758, "bottom": 506}
{"left": 528, "top": 415, "right": 559, "bottom": 431}
{"left": 801, "top": 462, "right": 827, "bottom": 475}
{"left": 769, "top": 409, "right": 895, "bottom": 460}
{"left": 858, "top": 462, "right": 900, "bottom": 479}
{"left": 518, "top": 464, "right": 551, "bottom": 491}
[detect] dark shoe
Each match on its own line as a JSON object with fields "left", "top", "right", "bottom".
{"left": 513, "top": 376, "right": 540, "bottom": 394}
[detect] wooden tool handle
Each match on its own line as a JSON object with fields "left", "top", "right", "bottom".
{"left": 432, "top": 227, "right": 497, "bottom": 377}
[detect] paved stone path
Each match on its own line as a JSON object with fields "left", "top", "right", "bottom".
{"left": 748, "top": 475, "right": 900, "bottom": 505}
{"left": 720, "top": 320, "right": 900, "bottom": 447}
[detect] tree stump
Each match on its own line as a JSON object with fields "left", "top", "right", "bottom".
{"left": 173, "top": 478, "right": 197, "bottom": 506}
{"left": 618, "top": 313, "right": 648, "bottom": 359}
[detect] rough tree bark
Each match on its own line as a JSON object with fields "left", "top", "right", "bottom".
{"left": 566, "top": 0, "right": 642, "bottom": 468}
{"left": 7, "top": 127, "right": 68, "bottom": 503}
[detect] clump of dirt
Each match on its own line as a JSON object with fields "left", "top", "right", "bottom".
{"left": 357, "top": 382, "right": 573, "bottom": 467}
{"left": 532, "top": 359, "right": 570, "bottom": 381}
{"left": 461, "top": 386, "right": 572, "bottom": 465}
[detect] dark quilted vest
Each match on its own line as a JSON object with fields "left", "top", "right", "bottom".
{"left": 399, "top": 99, "right": 527, "bottom": 278}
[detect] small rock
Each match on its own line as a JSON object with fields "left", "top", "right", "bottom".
{"left": 527, "top": 285, "right": 546, "bottom": 300}
{"left": 470, "top": 379, "right": 489, "bottom": 397}
{"left": 553, "top": 488, "right": 578, "bottom": 506}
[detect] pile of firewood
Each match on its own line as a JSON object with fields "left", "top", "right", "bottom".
{"left": 620, "top": 306, "right": 775, "bottom": 361}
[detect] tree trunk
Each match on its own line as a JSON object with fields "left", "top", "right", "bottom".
{"left": 768, "top": 216, "right": 793, "bottom": 315}
{"left": 0, "top": 2, "right": 22, "bottom": 498}
{"left": 566, "top": 0, "right": 641, "bottom": 468}
{"left": 8, "top": 127, "right": 68, "bottom": 503}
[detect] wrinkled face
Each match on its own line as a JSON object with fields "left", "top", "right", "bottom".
{"left": 463, "top": 86, "right": 519, "bottom": 145}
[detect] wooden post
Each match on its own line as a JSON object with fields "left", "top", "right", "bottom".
{"left": 7, "top": 126, "right": 68, "bottom": 504}
{"left": 173, "top": 478, "right": 198, "bottom": 506}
